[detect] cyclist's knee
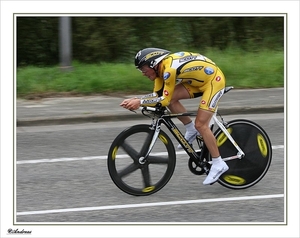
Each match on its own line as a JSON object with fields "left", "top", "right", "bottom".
{"left": 195, "top": 110, "right": 214, "bottom": 133}
{"left": 195, "top": 121, "right": 209, "bottom": 134}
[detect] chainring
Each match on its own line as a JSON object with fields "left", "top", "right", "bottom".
{"left": 188, "top": 158, "right": 207, "bottom": 175}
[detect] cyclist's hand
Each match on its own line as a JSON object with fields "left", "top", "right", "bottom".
{"left": 120, "top": 98, "right": 140, "bottom": 111}
{"left": 120, "top": 98, "right": 132, "bottom": 106}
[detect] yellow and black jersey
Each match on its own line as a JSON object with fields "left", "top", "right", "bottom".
{"left": 140, "top": 51, "right": 225, "bottom": 112}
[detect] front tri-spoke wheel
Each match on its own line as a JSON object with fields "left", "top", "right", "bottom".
{"left": 107, "top": 124, "right": 176, "bottom": 196}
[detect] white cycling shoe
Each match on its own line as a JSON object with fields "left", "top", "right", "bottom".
{"left": 177, "top": 130, "right": 200, "bottom": 149}
{"left": 203, "top": 159, "right": 229, "bottom": 185}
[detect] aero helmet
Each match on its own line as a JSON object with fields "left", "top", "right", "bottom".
{"left": 134, "top": 48, "right": 170, "bottom": 69}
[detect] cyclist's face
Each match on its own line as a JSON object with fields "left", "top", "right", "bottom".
{"left": 139, "top": 65, "right": 156, "bottom": 81}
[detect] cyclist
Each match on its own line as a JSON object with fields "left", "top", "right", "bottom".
{"left": 120, "top": 48, "right": 228, "bottom": 185}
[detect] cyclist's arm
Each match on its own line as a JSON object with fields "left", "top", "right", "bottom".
{"left": 159, "top": 67, "right": 176, "bottom": 107}
{"left": 136, "top": 77, "right": 162, "bottom": 107}
{"left": 139, "top": 92, "right": 163, "bottom": 107}
{"left": 138, "top": 66, "right": 176, "bottom": 107}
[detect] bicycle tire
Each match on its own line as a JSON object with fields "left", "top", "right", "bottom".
{"left": 107, "top": 124, "right": 176, "bottom": 196}
{"left": 213, "top": 119, "right": 272, "bottom": 189}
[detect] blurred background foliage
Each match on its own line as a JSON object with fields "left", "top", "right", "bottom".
{"left": 17, "top": 16, "right": 284, "bottom": 67}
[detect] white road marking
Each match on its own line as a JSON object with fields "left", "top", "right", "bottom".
{"left": 272, "top": 145, "right": 284, "bottom": 149}
{"left": 16, "top": 145, "right": 284, "bottom": 165}
{"left": 16, "top": 194, "right": 284, "bottom": 216}
{"left": 16, "top": 151, "right": 187, "bottom": 164}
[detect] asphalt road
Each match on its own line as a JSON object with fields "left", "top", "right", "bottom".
{"left": 16, "top": 113, "right": 285, "bottom": 228}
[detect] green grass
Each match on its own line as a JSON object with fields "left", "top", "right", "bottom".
{"left": 17, "top": 48, "right": 284, "bottom": 98}
{"left": 203, "top": 47, "right": 284, "bottom": 88}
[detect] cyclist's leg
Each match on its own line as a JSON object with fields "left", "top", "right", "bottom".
{"left": 168, "top": 84, "right": 202, "bottom": 148}
{"left": 168, "top": 83, "right": 192, "bottom": 125}
{"left": 195, "top": 68, "right": 228, "bottom": 185}
{"left": 195, "top": 109, "right": 217, "bottom": 153}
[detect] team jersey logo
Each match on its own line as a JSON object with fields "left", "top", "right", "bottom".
{"left": 209, "top": 89, "right": 224, "bottom": 109}
{"left": 163, "top": 72, "right": 171, "bottom": 80}
{"left": 204, "top": 67, "right": 214, "bottom": 75}
{"left": 183, "top": 66, "right": 204, "bottom": 73}
{"left": 164, "top": 90, "right": 169, "bottom": 96}
{"left": 179, "top": 55, "right": 197, "bottom": 63}
{"left": 140, "top": 92, "right": 158, "bottom": 99}
{"left": 216, "top": 76, "right": 221, "bottom": 81}
{"left": 141, "top": 97, "right": 163, "bottom": 105}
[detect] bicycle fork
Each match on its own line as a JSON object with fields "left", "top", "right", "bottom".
{"left": 139, "top": 118, "right": 162, "bottom": 163}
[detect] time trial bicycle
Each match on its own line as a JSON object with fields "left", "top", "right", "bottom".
{"left": 107, "top": 86, "right": 272, "bottom": 196}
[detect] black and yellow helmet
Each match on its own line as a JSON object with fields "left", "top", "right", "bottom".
{"left": 134, "top": 48, "right": 170, "bottom": 69}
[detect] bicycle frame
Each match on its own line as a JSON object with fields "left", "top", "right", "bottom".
{"left": 108, "top": 85, "right": 272, "bottom": 195}
{"left": 141, "top": 107, "right": 245, "bottom": 168}
{"left": 212, "top": 114, "right": 245, "bottom": 161}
